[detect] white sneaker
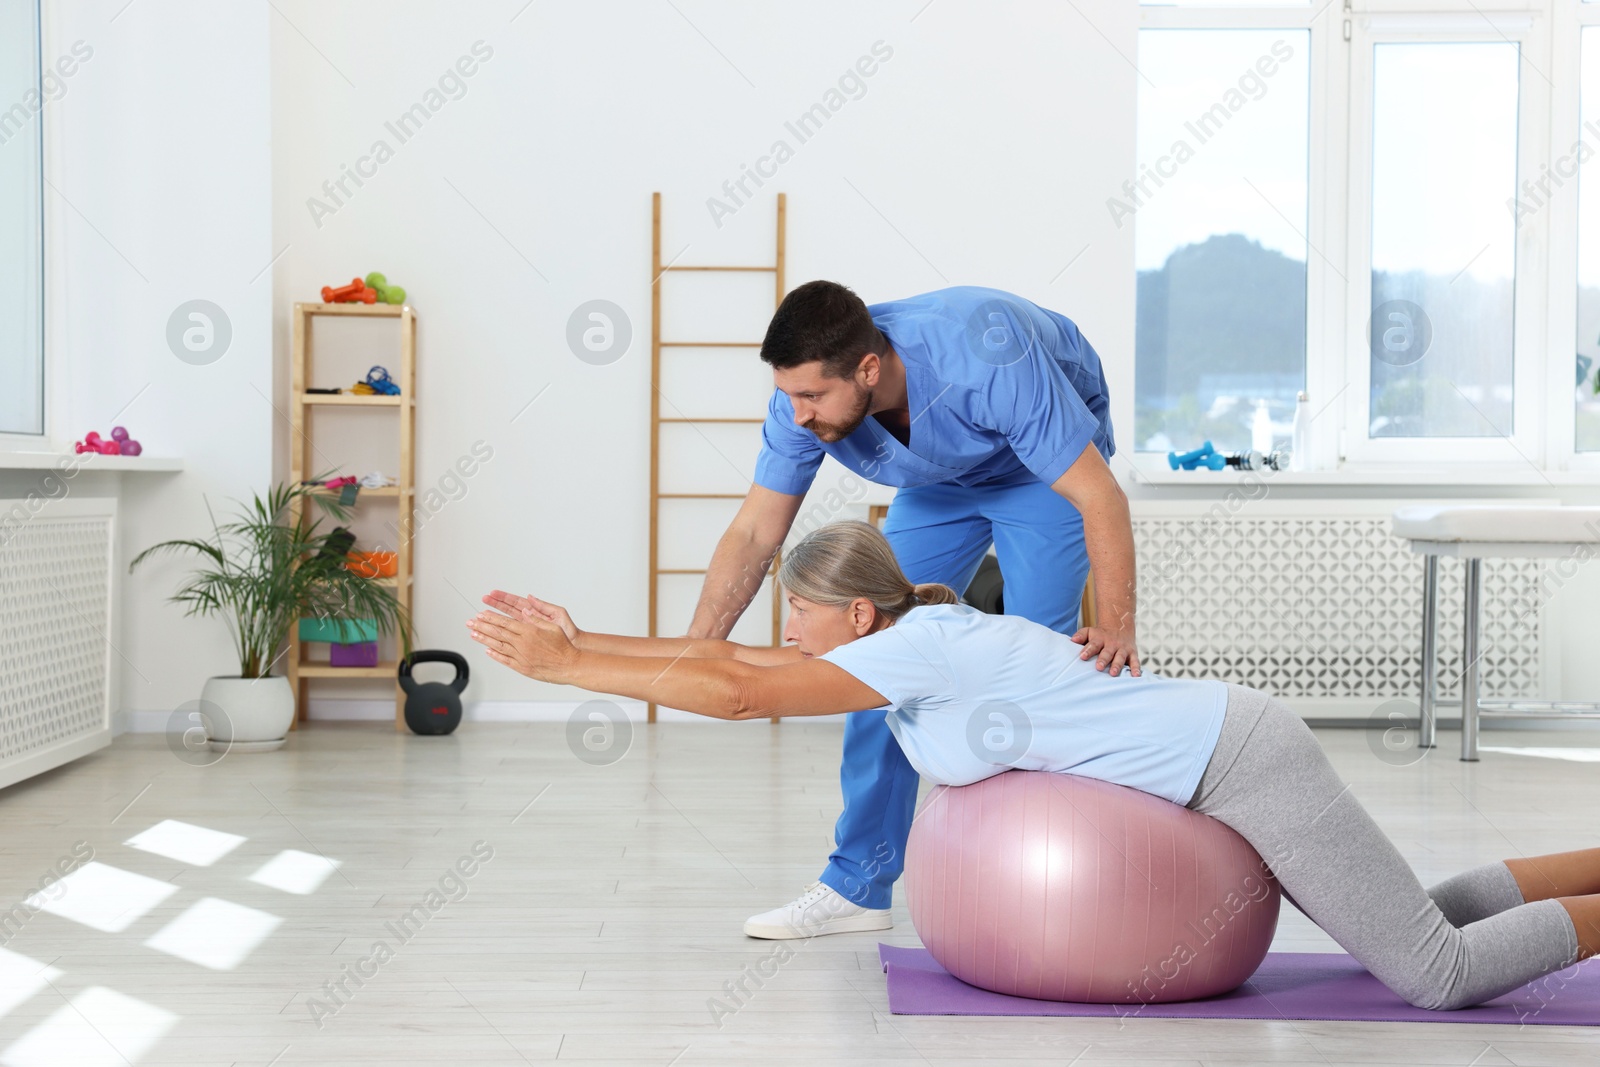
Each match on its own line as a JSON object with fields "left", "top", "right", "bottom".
{"left": 743, "top": 881, "right": 892, "bottom": 940}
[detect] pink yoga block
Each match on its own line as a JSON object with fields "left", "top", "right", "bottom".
{"left": 904, "top": 770, "right": 1280, "bottom": 1004}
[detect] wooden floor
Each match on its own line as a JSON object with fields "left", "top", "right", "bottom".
{"left": 0, "top": 721, "right": 1595, "bottom": 1066}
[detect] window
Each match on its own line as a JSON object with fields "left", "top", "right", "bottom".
{"left": 1135, "top": 3, "right": 1589, "bottom": 472}
{"left": 0, "top": 0, "right": 43, "bottom": 437}
{"left": 1133, "top": 29, "right": 1311, "bottom": 454}
{"left": 1368, "top": 42, "right": 1518, "bottom": 440}
{"left": 1578, "top": 27, "right": 1600, "bottom": 451}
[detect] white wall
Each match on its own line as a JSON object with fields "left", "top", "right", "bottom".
{"left": 38, "top": 0, "right": 272, "bottom": 728}
{"left": 268, "top": 0, "right": 1141, "bottom": 712}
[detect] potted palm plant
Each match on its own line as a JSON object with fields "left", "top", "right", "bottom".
{"left": 131, "top": 479, "right": 413, "bottom": 751}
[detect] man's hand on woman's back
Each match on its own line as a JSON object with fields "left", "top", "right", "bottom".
{"left": 1071, "top": 626, "right": 1141, "bottom": 677}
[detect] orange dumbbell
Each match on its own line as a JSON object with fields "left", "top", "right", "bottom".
{"left": 321, "top": 278, "right": 378, "bottom": 303}
{"left": 344, "top": 551, "right": 397, "bottom": 578}
{"left": 322, "top": 277, "right": 366, "bottom": 302}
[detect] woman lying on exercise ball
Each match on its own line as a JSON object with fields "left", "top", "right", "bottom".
{"left": 467, "top": 519, "right": 1598, "bottom": 1011}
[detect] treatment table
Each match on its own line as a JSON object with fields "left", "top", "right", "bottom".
{"left": 1392, "top": 504, "right": 1600, "bottom": 761}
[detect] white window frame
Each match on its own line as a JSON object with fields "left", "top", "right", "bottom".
{"left": 1344, "top": 9, "right": 1548, "bottom": 466}
{"left": 1132, "top": 0, "right": 1600, "bottom": 479}
{"left": 0, "top": 0, "right": 46, "bottom": 446}
{"left": 1551, "top": 0, "right": 1600, "bottom": 467}
{"left": 1134, "top": 3, "right": 1341, "bottom": 476}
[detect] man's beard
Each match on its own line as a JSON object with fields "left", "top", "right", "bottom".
{"left": 807, "top": 386, "right": 872, "bottom": 442}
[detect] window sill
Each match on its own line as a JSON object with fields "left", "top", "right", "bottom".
{"left": 0, "top": 450, "right": 183, "bottom": 472}
{"left": 1127, "top": 463, "right": 1600, "bottom": 488}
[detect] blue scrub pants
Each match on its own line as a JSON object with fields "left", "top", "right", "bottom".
{"left": 817, "top": 478, "right": 1091, "bottom": 908}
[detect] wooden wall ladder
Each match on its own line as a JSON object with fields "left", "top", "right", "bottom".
{"left": 648, "top": 191, "right": 787, "bottom": 723}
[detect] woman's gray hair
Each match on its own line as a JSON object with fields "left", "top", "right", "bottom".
{"left": 777, "top": 520, "right": 960, "bottom": 623}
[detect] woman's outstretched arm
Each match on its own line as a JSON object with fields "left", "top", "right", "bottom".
{"left": 466, "top": 607, "right": 884, "bottom": 719}
{"left": 481, "top": 589, "right": 803, "bottom": 666}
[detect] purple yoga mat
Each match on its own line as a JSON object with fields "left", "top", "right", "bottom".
{"left": 879, "top": 945, "right": 1600, "bottom": 1025}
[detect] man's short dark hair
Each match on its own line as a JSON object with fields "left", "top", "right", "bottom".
{"left": 760, "top": 280, "right": 886, "bottom": 379}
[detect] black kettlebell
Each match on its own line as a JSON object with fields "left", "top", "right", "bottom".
{"left": 398, "top": 650, "right": 469, "bottom": 735}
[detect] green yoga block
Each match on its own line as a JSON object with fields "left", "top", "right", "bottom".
{"left": 298, "top": 617, "right": 378, "bottom": 643}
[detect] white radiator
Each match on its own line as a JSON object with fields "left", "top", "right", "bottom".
{"left": 0, "top": 497, "right": 115, "bottom": 789}
{"left": 1131, "top": 499, "right": 1549, "bottom": 715}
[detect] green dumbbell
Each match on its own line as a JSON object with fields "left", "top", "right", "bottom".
{"left": 364, "top": 272, "right": 406, "bottom": 305}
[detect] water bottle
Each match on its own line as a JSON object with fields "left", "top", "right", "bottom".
{"left": 1290, "top": 391, "right": 1310, "bottom": 472}
{"left": 1250, "top": 399, "right": 1273, "bottom": 455}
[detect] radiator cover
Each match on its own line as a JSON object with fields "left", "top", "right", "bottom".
{"left": 1131, "top": 500, "right": 1548, "bottom": 712}
{"left": 0, "top": 497, "right": 115, "bottom": 789}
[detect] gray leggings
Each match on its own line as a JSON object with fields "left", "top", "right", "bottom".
{"left": 1186, "top": 684, "right": 1581, "bottom": 1010}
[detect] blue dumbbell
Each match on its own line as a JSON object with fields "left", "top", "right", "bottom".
{"left": 1167, "top": 441, "right": 1217, "bottom": 470}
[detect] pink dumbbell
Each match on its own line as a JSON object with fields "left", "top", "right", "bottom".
{"left": 111, "top": 426, "right": 142, "bottom": 456}
{"left": 73, "top": 428, "right": 141, "bottom": 456}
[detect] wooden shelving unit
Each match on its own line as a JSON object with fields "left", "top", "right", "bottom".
{"left": 287, "top": 301, "right": 417, "bottom": 731}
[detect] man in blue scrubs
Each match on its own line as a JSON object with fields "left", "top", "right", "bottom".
{"left": 684, "top": 281, "right": 1141, "bottom": 939}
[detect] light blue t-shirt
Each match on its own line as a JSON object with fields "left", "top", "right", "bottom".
{"left": 818, "top": 604, "right": 1227, "bottom": 805}
{"left": 753, "top": 287, "right": 1114, "bottom": 496}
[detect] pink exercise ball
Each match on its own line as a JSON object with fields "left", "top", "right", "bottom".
{"left": 905, "top": 770, "right": 1280, "bottom": 1003}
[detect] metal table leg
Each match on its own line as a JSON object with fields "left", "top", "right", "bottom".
{"left": 1418, "top": 554, "right": 1438, "bottom": 749}
{"left": 1461, "top": 557, "right": 1482, "bottom": 762}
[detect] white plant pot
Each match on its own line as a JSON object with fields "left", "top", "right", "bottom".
{"left": 199, "top": 675, "right": 295, "bottom": 753}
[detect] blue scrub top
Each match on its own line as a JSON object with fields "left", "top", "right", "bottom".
{"left": 819, "top": 603, "right": 1227, "bottom": 805}
{"left": 752, "top": 287, "right": 1115, "bottom": 495}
